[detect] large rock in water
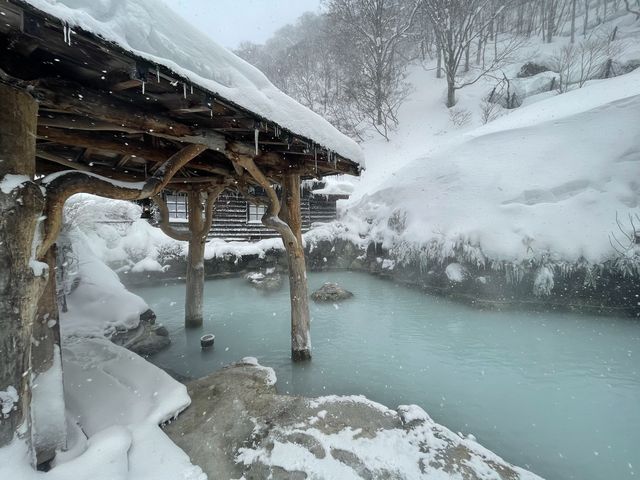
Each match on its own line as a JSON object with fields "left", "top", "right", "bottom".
{"left": 311, "top": 282, "right": 354, "bottom": 302}
{"left": 110, "top": 308, "right": 170, "bottom": 356}
{"left": 246, "top": 271, "right": 284, "bottom": 292}
{"left": 163, "top": 361, "right": 543, "bottom": 480}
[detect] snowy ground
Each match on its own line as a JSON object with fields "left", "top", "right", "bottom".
{"left": 0, "top": 228, "right": 206, "bottom": 479}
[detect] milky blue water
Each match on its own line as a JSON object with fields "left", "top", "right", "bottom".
{"left": 135, "top": 271, "right": 640, "bottom": 480}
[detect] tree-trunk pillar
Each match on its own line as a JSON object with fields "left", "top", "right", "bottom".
{"left": 0, "top": 83, "right": 46, "bottom": 453}
{"left": 185, "top": 190, "right": 205, "bottom": 328}
{"left": 281, "top": 174, "right": 311, "bottom": 362}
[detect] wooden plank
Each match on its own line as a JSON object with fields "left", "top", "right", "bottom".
{"left": 111, "top": 79, "right": 143, "bottom": 92}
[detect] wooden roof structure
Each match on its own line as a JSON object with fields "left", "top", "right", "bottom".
{"left": 0, "top": 0, "right": 362, "bottom": 188}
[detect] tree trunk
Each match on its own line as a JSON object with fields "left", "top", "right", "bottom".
{"left": 446, "top": 70, "right": 456, "bottom": 108}
{"left": 281, "top": 174, "right": 311, "bottom": 362}
{"left": 0, "top": 83, "right": 46, "bottom": 454}
{"left": 464, "top": 45, "right": 470, "bottom": 72}
{"left": 584, "top": 0, "right": 589, "bottom": 36}
{"left": 570, "top": 0, "right": 578, "bottom": 43}
{"left": 436, "top": 41, "right": 443, "bottom": 78}
{"left": 547, "top": 0, "right": 556, "bottom": 43}
{"left": 185, "top": 190, "right": 205, "bottom": 328}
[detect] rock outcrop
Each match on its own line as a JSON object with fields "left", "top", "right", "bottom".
{"left": 110, "top": 309, "right": 170, "bottom": 356}
{"left": 163, "top": 361, "right": 543, "bottom": 480}
{"left": 246, "top": 271, "right": 284, "bottom": 292}
{"left": 311, "top": 282, "right": 354, "bottom": 302}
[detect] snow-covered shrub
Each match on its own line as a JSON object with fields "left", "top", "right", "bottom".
{"left": 480, "top": 98, "right": 503, "bottom": 124}
{"left": 449, "top": 107, "right": 472, "bottom": 127}
{"left": 387, "top": 209, "right": 407, "bottom": 234}
{"left": 533, "top": 266, "right": 555, "bottom": 297}
{"left": 123, "top": 245, "right": 148, "bottom": 264}
{"left": 156, "top": 242, "right": 185, "bottom": 264}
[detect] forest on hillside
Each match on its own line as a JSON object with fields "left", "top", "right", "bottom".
{"left": 236, "top": 0, "right": 639, "bottom": 139}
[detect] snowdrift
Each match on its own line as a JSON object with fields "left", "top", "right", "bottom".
{"left": 345, "top": 69, "right": 640, "bottom": 267}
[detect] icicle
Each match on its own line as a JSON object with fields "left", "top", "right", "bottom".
{"left": 190, "top": 85, "right": 194, "bottom": 95}
{"left": 142, "top": 81, "right": 145, "bottom": 95}
{"left": 210, "top": 108, "right": 213, "bottom": 119}
{"left": 254, "top": 129, "right": 259, "bottom": 155}
{"left": 183, "top": 83, "right": 187, "bottom": 99}
{"left": 63, "top": 23, "right": 68, "bottom": 44}
{"left": 67, "top": 27, "right": 72, "bottom": 46}
{"left": 156, "top": 67, "right": 160, "bottom": 83}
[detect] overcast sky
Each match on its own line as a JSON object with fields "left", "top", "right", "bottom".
{"left": 159, "top": 0, "right": 322, "bottom": 50}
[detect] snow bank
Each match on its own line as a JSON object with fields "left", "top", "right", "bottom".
{"left": 204, "top": 237, "right": 283, "bottom": 260}
{"left": 31, "top": 346, "right": 66, "bottom": 459}
{"left": 24, "top": 0, "right": 363, "bottom": 165}
{"left": 0, "top": 338, "right": 203, "bottom": 480}
{"left": 343, "top": 69, "right": 640, "bottom": 266}
{"left": 60, "top": 238, "right": 149, "bottom": 338}
{"left": 62, "top": 337, "right": 190, "bottom": 435}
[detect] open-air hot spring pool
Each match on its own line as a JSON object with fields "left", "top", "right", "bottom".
{"left": 134, "top": 271, "right": 639, "bottom": 480}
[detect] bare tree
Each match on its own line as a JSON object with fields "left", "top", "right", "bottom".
{"left": 422, "top": 0, "right": 522, "bottom": 107}
{"left": 326, "top": 0, "right": 421, "bottom": 138}
{"left": 550, "top": 29, "right": 622, "bottom": 92}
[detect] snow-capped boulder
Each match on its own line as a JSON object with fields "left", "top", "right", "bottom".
{"left": 311, "top": 282, "right": 354, "bottom": 302}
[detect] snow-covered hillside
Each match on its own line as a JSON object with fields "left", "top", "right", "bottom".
{"left": 343, "top": 69, "right": 640, "bottom": 267}
{"left": 334, "top": 12, "right": 640, "bottom": 274}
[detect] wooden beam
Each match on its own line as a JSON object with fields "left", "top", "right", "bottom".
{"left": 168, "top": 176, "right": 225, "bottom": 184}
{"left": 35, "top": 150, "right": 91, "bottom": 172}
{"left": 38, "top": 144, "right": 207, "bottom": 258}
{"left": 37, "top": 127, "right": 174, "bottom": 163}
{"left": 116, "top": 155, "right": 134, "bottom": 168}
{"left": 37, "top": 113, "right": 143, "bottom": 134}
{"left": 111, "top": 79, "right": 143, "bottom": 92}
{"left": 33, "top": 78, "right": 193, "bottom": 137}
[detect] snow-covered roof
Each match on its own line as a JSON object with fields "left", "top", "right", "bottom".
{"left": 22, "top": 0, "right": 364, "bottom": 167}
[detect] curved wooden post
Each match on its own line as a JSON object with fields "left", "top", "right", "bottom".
{"left": 231, "top": 150, "right": 312, "bottom": 361}
{"left": 281, "top": 173, "right": 312, "bottom": 362}
{"left": 153, "top": 186, "right": 224, "bottom": 328}
{"left": 0, "top": 83, "right": 46, "bottom": 454}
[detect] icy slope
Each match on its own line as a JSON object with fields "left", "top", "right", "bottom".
{"left": 21, "top": 0, "right": 363, "bottom": 164}
{"left": 345, "top": 69, "right": 640, "bottom": 265}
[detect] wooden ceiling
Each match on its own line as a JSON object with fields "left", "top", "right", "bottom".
{"left": 0, "top": 1, "right": 361, "bottom": 190}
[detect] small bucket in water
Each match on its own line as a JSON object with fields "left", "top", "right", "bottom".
{"left": 200, "top": 334, "right": 215, "bottom": 349}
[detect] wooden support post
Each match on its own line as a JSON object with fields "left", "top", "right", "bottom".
{"left": 230, "top": 148, "right": 312, "bottom": 362}
{"left": 281, "top": 173, "right": 312, "bottom": 362}
{"left": 153, "top": 186, "right": 224, "bottom": 328}
{"left": 185, "top": 190, "right": 206, "bottom": 328}
{"left": 0, "top": 83, "right": 46, "bottom": 453}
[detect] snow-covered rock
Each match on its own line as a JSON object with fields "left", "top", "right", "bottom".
{"left": 164, "top": 361, "right": 543, "bottom": 480}
{"left": 311, "top": 282, "right": 354, "bottom": 302}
